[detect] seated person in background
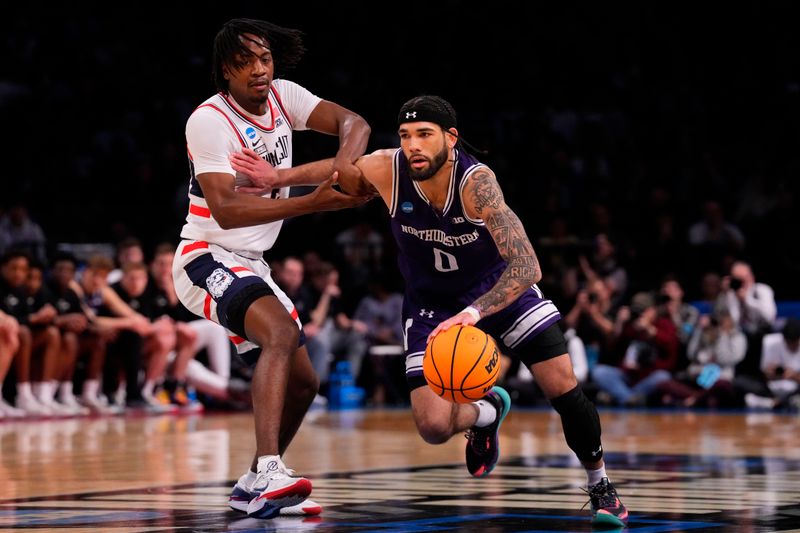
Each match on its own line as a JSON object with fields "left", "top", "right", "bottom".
{"left": 352, "top": 272, "right": 404, "bottom": 404}
{"left": 658, "top": 310, "right": 746, "bottom": 408}
{"left": 563, "top": 278, "right": 617, "bottom": 370}
{"left": 758, "top": 318, "right": 800, "bottom": 409}
{"left": 0, "top": 309, "right": 21, "bottom": 418}
{"left": 108, "top": 261, "right": 177, "bottom": 411}
{"left": 45, "top": 252, "right": 90, "bottom": 413}
{"left": 148, "top": 243, "right": 217, "bottom": 410}
{"left": 658, "top": 275, "right": 699, "bottom": 361}
{"left": 592, "top": 292, "right": 679, "bottom": 407}
{"left": 71, "top": 254, "right": 150, "bottom": 413}
{"left": 304, "top": 262, "right": 368, "bottom": 391}
{"left": 1, "top": 250, "right": 59, "bottom": 416}
{"left": 24, "top": 259, "right": 88, "bottom": 415}
{"left": 107, "top": 237, "right": 146, "bottom": 285}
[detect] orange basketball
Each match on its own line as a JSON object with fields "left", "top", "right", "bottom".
{"left": 423, "top": 324, "right": 500, "bottom": 403}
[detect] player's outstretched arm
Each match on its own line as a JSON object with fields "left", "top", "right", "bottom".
{"left": 305, "top": 100, "right": 371, "bottom": 187}
{"left": 463, "top": 168, "right": 541, "bottom": 316}
{"left": 198, "top": 171, "right": 371, "bottom": 229}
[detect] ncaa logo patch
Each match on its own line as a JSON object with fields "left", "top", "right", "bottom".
{"left": 245, "top": 127, "right": 257, "bottom": 141}
{"left": 401, "top": 201, "right": 414, "bottom": 214}
{"left": 206, "top": 268, "right": 234, "bottom": 298}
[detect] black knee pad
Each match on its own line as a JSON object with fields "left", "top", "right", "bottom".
{"left": 550, "top": 385, "right": 603, "bottom": 463}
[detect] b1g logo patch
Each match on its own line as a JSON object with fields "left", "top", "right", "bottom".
{"left": 206, "top": 268, "right": 234, "bottom": 298}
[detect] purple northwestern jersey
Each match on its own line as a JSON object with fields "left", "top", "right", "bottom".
{"left": 390, "top": 148, "right": 504, "bottom": 304}
{"left": 389, "top": 149, "right": 562, "bottom": 386}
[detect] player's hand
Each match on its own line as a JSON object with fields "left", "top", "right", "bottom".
{"left": 427, "top": 310, "right": 478, "bottom": 344}
{"left": 332, "top": 158, "right": 362, "bottom": 187}
{"left": 309, "top": 172, "right": 373, "bottom": 211}
{"left": 230, "top": 148, "right": 279, "bottom": 194}
{"left": 35, "top": 304, "right": 58, "bottom": 323}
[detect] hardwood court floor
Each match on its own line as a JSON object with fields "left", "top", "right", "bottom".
{"left": 2, "top": 406, "right": 800, "bottom": 531}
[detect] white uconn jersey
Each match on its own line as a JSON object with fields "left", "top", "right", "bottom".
{"left": 180, "top": 79, "right": 321, "bottom": 254}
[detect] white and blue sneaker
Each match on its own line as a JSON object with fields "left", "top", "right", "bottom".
{"left": 230, "top": 457, "right": 316, "bottom": 519}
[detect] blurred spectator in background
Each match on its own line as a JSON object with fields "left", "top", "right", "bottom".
{"left": 564, "top": 278, "right": 617, "bottom": 370}
{"left": 1, "top": 250, "right": 59, "bottom": 416}
{"left": 0, "top": 309, "right": 21, "bottom": 418}
{"left": 536, "top": 215, "right": 584, "bottom": 309}
{"left": 659, "top": 310, "right": 746, "bottom": 408}
{"left": 107, "top": 236, "right": 145, "bottom": 284}
{"left": 23, "top": 259, "right": 82, "bottom": 415}
{"left": 352, "top": 271, "right": 404, "bottom": 404}
{"left": 688, "top": 200, "right": 746, "bottom": 274}
{"left": 0, "top": 205, "right": 47, "bottom": 264}
{"left": 715, "top": 260, "right": 777, "bottom": 379}
{"left": 578, "top": 233, "right": 628, "bottom": 309}
{"left": 335, "top": 220, "right": 384, "bottom": 296}
{"left": 716, "top": 261, "right": 777, "bottom": 336}
{"left": 71, "top": 254, "right": 150, "bottom": 413}
{"left": 658, "top": 275, "right": 700, "bottom": 361}
{"left": 757, "top": 318, "right": 800, "bottom": 410}
{"left": 698, "top": 271, "right": 723, "bottom": 308}
{"left": 592, "top": 292, "right": 679, "bottom": 406}
{"left": 304, "top": 262, "right": 368, "bottom": 389}
{"left": 45, "top": 252, "right": 90, "bottom": 413}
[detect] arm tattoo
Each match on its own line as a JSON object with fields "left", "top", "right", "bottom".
{"left": 468, "top": 171, "right": 540, "bottom": 317}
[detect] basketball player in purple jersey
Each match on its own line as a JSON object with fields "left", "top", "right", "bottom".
{"left": 172, "top": 19, "right": 372, "bottom": 519}
{"left": 232, "top": 95, "right": 628, "bottom": 527}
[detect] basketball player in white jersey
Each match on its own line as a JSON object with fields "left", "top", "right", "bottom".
{"left": 172, "top": 18, "right": 372, "bottom": 519}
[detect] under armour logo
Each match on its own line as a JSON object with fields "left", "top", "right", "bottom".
{"left": 419, "top": 309, "right": 434, "bottom": 318}
{"left": 406, "top": 111, "right": 417, "bottom": 119}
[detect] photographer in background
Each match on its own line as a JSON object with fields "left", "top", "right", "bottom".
{"left": 715, "top": 260, "right": 777, "bottom": 378}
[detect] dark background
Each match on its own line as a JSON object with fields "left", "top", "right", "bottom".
{"left": 4, "top": 3, "right": 800, "bottom": 303}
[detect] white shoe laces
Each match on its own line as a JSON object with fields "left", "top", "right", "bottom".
{"left": 254, "top": 457, "right": 299, "bottom": 485}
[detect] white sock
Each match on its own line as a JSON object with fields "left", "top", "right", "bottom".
{"left": 142, "top": 379, "right": 156, "bottom": 398}
{"left": 17, "top": 382, "right": 34, "bottom": 400}
{"left": 82, "top": 379, "right": 100, "bottom": 399}
{"left": 587, "top": 466, "right": 607, "bottom": 486}
{"left": 37, "top": 382, "right": 57, "bottom": 404}
{"left": 473, "top": 399, "right": 498, "bottom": 428}
{"left": 59, "top": 381, "right": 75, "bottom": 400}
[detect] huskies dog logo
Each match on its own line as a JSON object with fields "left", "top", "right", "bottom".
{"left": 206, "top": 268, "right": 234, "bottom": 298}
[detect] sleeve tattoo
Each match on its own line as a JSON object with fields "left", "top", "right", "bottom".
{"left": 469, "top": 169, "right": 540, "bottom": 316}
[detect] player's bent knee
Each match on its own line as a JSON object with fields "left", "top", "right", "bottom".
{"left": 415, "top": 416, "right": 453, "bottom": 445}
{"left": 288, "top": 362, "right": 319, "bottom": 402}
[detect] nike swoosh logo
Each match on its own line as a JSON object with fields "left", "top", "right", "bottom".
{"left": 251, "top": 140, "right": 259, "bottom": 147}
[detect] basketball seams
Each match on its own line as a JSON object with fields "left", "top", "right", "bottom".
{"left": 427, "top": 336, "right": 446, "bottom": 397}
{"left": 449, "top": 327, "right": 463, "bottom": 403}
{"left": 460, "top": 330, "right": 489, "bottom": 392}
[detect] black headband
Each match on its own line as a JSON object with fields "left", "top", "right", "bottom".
{"left": 397, "top": 107, "right": 456, "bottom": 130}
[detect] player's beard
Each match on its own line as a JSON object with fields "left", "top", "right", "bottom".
{"left": 408, "top": 141, "right": 449, "bottom": 182}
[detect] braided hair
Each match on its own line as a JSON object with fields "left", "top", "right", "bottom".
{"left": 212, "top": 18, "right": 306, "bottom": 92}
